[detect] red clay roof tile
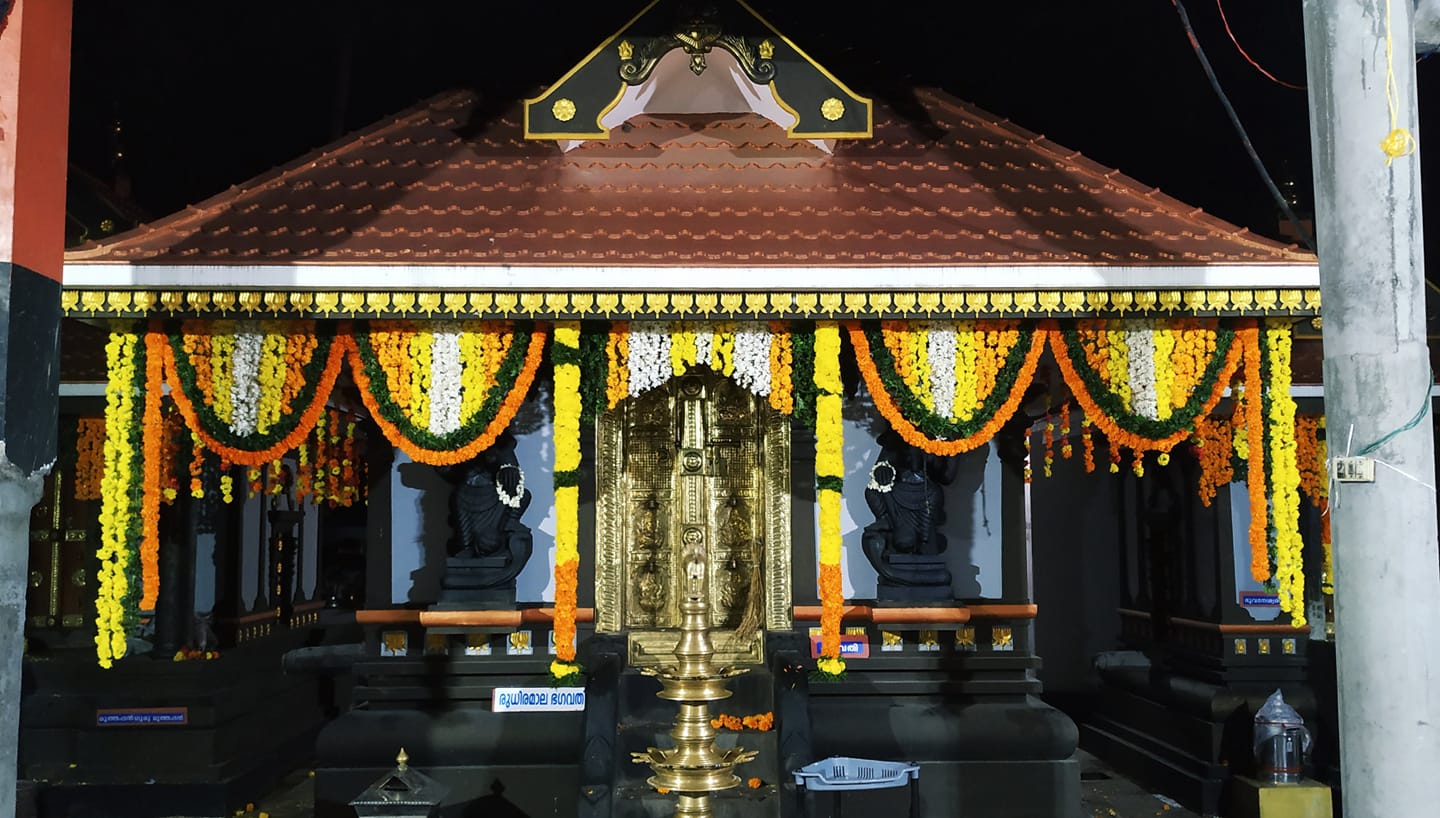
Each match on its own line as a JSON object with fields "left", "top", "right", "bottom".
{"left": 65, "top": 88, "right": 1313, "bottom": 272}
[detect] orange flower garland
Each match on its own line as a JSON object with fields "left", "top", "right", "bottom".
{"left": 1295, "top": 415, "right": 1327, "bottom": 504}
{"left": 1193, "top": 415, "right": 1235, "bottom": 507}
{"left": 850, "top": 323, "right": 1047, "bottom": 456}
{"left": 1237, "top": 323, "right": 1269, "bottom": 582}
{"left": 768, "top": 320, "right": 794, "bottom": 414}
{"left": 606, "top": 321, "right": 630, "bottom": 408}
{"left": 140, "top": 327, "right": 166, "bottom": 611}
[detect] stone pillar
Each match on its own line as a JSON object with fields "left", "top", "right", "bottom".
{"left": 1303, "top": 2, "right": 1440, "bottom": 815}
{"left": 0, "top": 2, "right": 72, "bottom": 816}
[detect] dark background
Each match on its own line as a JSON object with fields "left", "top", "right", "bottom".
{"left": 64, "top": 1, "right": 1432, "bottom": 252}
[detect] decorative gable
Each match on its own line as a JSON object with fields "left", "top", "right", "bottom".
{"left": 524, "top": 0, "right": 872, "bottom": 141}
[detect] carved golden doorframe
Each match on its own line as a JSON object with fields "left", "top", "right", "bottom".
{"left": 594, "top": 370, "right": 792, "bottom": 667}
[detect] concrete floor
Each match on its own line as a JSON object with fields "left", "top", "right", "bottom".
{"left": 219, "top": 750, "right": 1203, "bottom": 818}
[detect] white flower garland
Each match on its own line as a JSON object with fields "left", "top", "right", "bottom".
{"left": 694, "top": 329, "right": 714, "bottom": 367}
{"left": 429, "top": 328, "right": 462, "bottom": 436}
{"left": 928, "top": 325, "right": 958, "bottom": 420}
{"left": 731, "top": 324, "right": 773, "bottom": 396}
{"left": 628, "top": 325, "right": 672, "bottom": 397}
{"left": 495, "top": 463, "right": 526, "bottom": 509}
{"left": 1126, "top": 321, "right": 1158, "bottom": 420}
{"left": 867, "top": 460, "right": 896, "bottom": 493}
{"left": 229, "top": 325, "right": 262, "bottom": 437}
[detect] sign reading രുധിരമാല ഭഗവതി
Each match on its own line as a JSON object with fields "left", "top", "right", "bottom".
{"left": 491, "top": 687, "right": 586, "bottom": 712}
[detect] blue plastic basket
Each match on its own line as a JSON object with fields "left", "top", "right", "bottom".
{"left": 793, "top": 756, "right": 920, "bottom": 791}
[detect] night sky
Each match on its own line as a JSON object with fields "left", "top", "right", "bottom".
{"left": 64, "top": 1, "right": 1434, "bottom": 253}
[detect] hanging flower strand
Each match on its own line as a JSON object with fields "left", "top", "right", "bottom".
{"left": 550, "top": 322, "right": 584, "bottom": 684}
{"left": 813, "top": 322, "right": 846, "bottom": 678}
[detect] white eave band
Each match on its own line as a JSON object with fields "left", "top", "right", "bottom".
{"left": 61, "top": 262, "right": 1321, "bottom": 292}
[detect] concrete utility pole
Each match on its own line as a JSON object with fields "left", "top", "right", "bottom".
{"left": 0, "top": 2, "right": 72, "bottom": 817}
{"left": 1303, "top": 2, "right": 1440, "bottom": 816}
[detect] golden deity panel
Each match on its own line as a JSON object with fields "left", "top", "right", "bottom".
{"left": 595, "top": 369, "right": 791, "bottom": 666}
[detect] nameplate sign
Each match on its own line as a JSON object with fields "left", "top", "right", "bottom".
{"left": 96, "top": 707, "right": 189, "bottom": 727}
{"left": 810, "top": 635, "right": 870, "bottom": 659}
{"left": 1240, "top": 593, "right": 1281, "bottom": 607}
{"left": 492, "top": 687, "right": 586, "bottom": 713}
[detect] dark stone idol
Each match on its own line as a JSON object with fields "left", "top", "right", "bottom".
{"left": 862, "top": 429, "right": 961, "bottom": 603}
{"left": 435, "top": 432, "right": 533, "bottom": 609}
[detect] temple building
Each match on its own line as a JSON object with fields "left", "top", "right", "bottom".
{"left": 25, "top": 2, "right": 1329, "bottom": 817}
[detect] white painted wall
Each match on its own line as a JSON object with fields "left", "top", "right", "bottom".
{"left": 818, "top": 388, "right": 1005, "bottom": 601}
{"left": 389, "top": 389, "right": 558, "bottom": 605}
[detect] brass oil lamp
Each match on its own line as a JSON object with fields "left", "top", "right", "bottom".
{"left": 632, "top": 537, "right": 757, "bottom": 817}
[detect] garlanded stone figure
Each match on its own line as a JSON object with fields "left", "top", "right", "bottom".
{"left": 862, "top": 429, "right": 962, "bottom": 602}
{"left": 435, "top": 432, "right": 534, "bottom": 607}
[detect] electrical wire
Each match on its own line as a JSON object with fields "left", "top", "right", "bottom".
{"left": 1355, "top": 366, "right": 1434, "bottom": 457}
{"left": 1216, "top": 0, "right": 1306, "bottom": 90}
{"left": 1170, "top": 0, "right": 1317, "bottom": 252}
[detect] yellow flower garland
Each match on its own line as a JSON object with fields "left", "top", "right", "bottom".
{"left": 97, "top": 327, "right": 141, "bottom": 668}
{"left": 1266, "top": 320, "right": 1305, "bottom": 626}
{"left": 670, "top": 324, "right": 697, "bottom": 376}
{"left": 813, "top": 322, "right": 845, "bottom": 676}
{"left": 209, "top": 328, "right": 235, "bottom": 426}
{"left": 954, "top": 321, "right": 978, "bottom": 421}
{"left": 255, "top": 326, "right": 287, "bottom": 436}
{"left": 458, "top": 330, "right": 488, "bottom": 426}
{"left": 1152, "top": 327, "right": 1176, "bottom": 421}
{"left": 1105, "top": 328, "right": 1132, "bottom": 411}
{"left": 552, "top": 322, "right": 583, "bottom": 676}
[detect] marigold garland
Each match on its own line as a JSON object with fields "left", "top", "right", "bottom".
{"left": 1265, "top": 320, "right": 1304, "bottom": 626}
{"left": 606, "top": 322, "right": 630, "bottom": 408}
{"left": 551, "top": 322, "right": 584, "bottom": 681}
{"left": 165, "top": 321, "right": 347, "bottom": 466}
{"left": 138, "top": 327, "right": 167, "bottom": 611}
{"left": 347, "top": 322, "right": 546, "bottom": 466}
{"left": 1237, "top": 323, "right": 1269, "bottom": 582}
{"left": 768, "top": 321, "right": 794, "bottom": 414}
{"left": 1193, "top": 415, "right": 1234, "bottom": 507}
{"left": 1047, "top": 320, "right": 1241, "bottom": 455}
{"left": 1295, "top": 415, "right": 1327, "bottom": 505}
{"left": 850, "top": 321, "right": 1045, "bottom": 455}
{"left": 814, "top": 322, "right": 845, "bottom": 677}
{"left": 97, "top": 325, "right": 144, "bottom": 668}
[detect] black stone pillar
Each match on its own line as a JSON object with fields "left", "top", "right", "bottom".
{"left": 152, "top": 496, "right": 195, "bottom": 657}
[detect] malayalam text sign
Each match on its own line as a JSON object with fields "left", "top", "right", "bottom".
{"left": 492, "top": 687, "right": 586, "bottom": 712}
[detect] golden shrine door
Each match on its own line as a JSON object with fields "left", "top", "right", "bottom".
{"left": 594, "top": 370, "right": 792, "bottom": 666}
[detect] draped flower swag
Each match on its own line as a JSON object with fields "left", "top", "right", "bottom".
{"left": 345, "top": 320, "right": 547, "bottom": 466}
{"left": 163, "top": 319, "right": 348, "bottom": 466}
{"left": 1045, "top": 319, "right": 1241, "bottom": 455}
{"left": 849, "top": 320, "right": 1046, "bottom": 455}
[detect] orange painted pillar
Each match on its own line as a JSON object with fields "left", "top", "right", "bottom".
{"left": 0, "top": 2, "right": 72, "bottom": 815}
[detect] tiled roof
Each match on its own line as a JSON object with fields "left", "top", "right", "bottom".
{"left": 65, "top": 88, "right": 1313, "bottom": 271}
